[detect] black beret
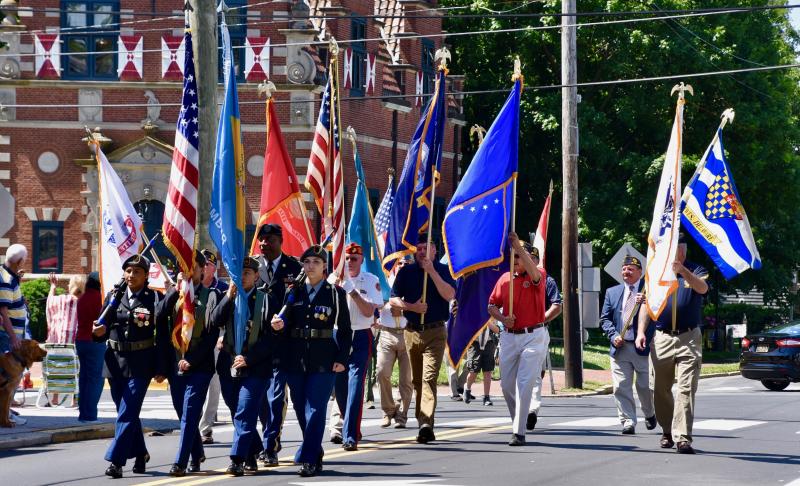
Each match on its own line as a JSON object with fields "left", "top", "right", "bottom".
{"left": 122, "top": 254, "right": 150, "bottom": 272}
{"left": 622, "top": 255, "right": 642, "bottom": 269}
{"left": 301, "top": 245, "right": 328, "bottom": 263}
{"left": 194, "top": 249, "right": 206, "bottom": 268}
{"left": 243, "top": 256, "right": 260, "bottom": 271}
{"left": 257, "top": 223, "right": 282, "bottom": 238}
{"left": 201, "top": 249, "right": 218, "bottom": 266}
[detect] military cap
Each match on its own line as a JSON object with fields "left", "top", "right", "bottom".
{"left": 243, "top": 256, "right": 260, "bottom": 272}
{"left": 194, "top": 249, "right": 206, "bottom": 267}
{"left": 122, "top": 254, "right": 151, "bottom": 271}
{"left": 301, "top": 245, "right": 328, "bottom": 263}
{"left": 622, "top": 255, "right": 642, "bottom": 269}
{"left": 257, "top": 223, "right": 282, "bottom": 239}
{"left": 345, "top": 242, "right": 363, "bottom": 255}
{"left": 201, "top": 249, "right": 218, "bottom": 266}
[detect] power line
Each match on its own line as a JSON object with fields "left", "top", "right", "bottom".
{"left": 0, "top": 7, "right": 784, "bottom": 59}
{"left": 3, "top": 61, "right": 798, "bottom": 109}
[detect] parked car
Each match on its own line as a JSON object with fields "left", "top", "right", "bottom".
{"left": 739, "top": 320, "right": 800, "bottom": 391}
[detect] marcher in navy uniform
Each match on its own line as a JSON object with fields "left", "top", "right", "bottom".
{"left": 253, "top": 223, "right": 301, "bottom": 466}
{"left": 636, "top": 234, "right": 708, "bottom": 454}
{"left": 198, "top": 248, "right": 227, "bottom": 446}
{"left": 271, "top": 245, "right": 352, "bottom": 477}
{"left": 600, "top": 255, "right": 656, "bottom": 435}
{"left": 328, "top": 243, "right": 382, "bottom": 450}
{"left": 210, "top": 256, "right": 279, "bottom": 476}
{"left": 92, "top": 254, "right": 166, "bottom": 479}
{"left": 160, "top": 250, "right": 221, "bottom": 476}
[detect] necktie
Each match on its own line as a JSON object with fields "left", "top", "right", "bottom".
{"left": 267, "top": 263, "right": 274, "bottom": 284}
{"left": 622, "top": 285, "right": 636, "bottom": 340}
{"left": 308, "top": 287, "right": 316, "bottom": 302}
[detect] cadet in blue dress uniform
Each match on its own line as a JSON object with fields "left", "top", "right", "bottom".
{"left": 92, "top": 254, "right": 166, "bottom": 479}
{"left": 271, "top": 245, "right": 352, "bottom": 477}
{"left": 254, "top": 223, "right": 302, "bottom": 466}
{"left": 160, "top": 250, "right": 221, "bottom": 476}
{"left": 210, "top": 256, "right": 279, "bottom": 477}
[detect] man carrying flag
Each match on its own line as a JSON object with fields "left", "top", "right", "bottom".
{"left": 636, "top": 86, "right": 708, "bottom": 455}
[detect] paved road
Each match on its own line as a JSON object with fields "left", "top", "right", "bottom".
{"left": 1, "top": 375, "right": 798, "bottom": 486}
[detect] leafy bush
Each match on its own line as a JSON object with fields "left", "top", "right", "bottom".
{"left": 703, "top": 303, "right": 786, "bottom": 335}
{"left": 20, "top": 278, "right": 63, "bottom": 342}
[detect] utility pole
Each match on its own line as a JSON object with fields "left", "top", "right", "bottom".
{"left": 190, "top": 0, "right": 218, "bottom": 250}
{"left": 561, "top": 0, "right": 583, "bottom": 388}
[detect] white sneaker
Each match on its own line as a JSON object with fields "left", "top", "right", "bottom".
{"left": 9, "top": 413, "right": 27, "bottom": 426}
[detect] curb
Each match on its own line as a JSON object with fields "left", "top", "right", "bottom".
{"left": 699, "top": 371, "right": 740, "bottom": 379}
{"left": 548, "top": 371, "right": 739, "bottom": 398}
{"left": 0, "top": 423, "right": 116, "bottom": 451}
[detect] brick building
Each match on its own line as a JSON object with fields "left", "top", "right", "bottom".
{"left": 0, "top": 0, "right": 464, "bottom": 276}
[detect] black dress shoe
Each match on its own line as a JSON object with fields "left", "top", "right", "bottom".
{"left": 508, "top": 434, "right": 526, "bottom": 446}
{"left": 660, "top": 433, "right": 675, "bottom": 449}
{"left": 226, "top": 462, "right": 244, "bottom": 477}
{"left": 317, "top": 451, "right": 324, "bottom": 472}
{"left": 132, "top": 453, "right": 150, "bottom": 474}
{"left": 416, "top": 425, "right": 435, "bottom": 444}
{"left": 104, "top": 464, "right": 123, "bottom": 479}
{"left": 676, "top": 441, "right": 696, "bottom": 454}
{"left": 188, "top": 455, "right": 204, "bottom": 473}
{"left": 168, "top": 464, "right": 186, "bottom": 477}
{"left": 244, "top": 455, "right": 258, "bottom": 472}
{"left": 622, "top": 424, "right": 635, "bottom": 435}
{"left": 299, "top": 463, "right": 318, "bottom": 477}
{"left": 342, "top": 441, "right": 357, "bottom": 451}
{"left": 526, "top": 412, "right": 538, "bottom": 431}
{"left": 262, "top": 451, "right": 279, "bottom": 467}
{"left": 645, "top": 415, "right": 657, "bottom": 430}
{"left": 330, "top": 434, "right": 343, "bottom": 444}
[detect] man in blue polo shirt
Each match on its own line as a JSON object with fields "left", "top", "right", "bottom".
{"left": 389, "top": 233, "right": 456, "bottom": 444}
{"left": 636, "top": 234, "right": 708, "bottom": 455}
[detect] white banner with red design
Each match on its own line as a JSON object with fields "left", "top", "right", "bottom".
{"left": 161, "top": 35, "right": 185, "bottom": 80}
{"left": 34, "top": 34, "right": 60, "bottom": 79}
{"left": 117, "top": 35, "right": 143, "bottom": 81}
{"left": 244, "top": 37, "right": 269, "bottom": 82}
{"left": 364, "top": 53, "right": 376, "bottom": 94}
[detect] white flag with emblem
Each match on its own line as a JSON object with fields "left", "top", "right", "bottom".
{"left": 645, "top": 97, "right": 685, "bottom": 320}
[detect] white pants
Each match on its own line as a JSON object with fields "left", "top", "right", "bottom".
{"left": 529, "top": 329, "right": 550, "bottom": 414}
{"left": 500, "top": 328, "right": 549, "bottom": 437}
{"left": 611, "top": 343, "right": 654, "bottom": 427}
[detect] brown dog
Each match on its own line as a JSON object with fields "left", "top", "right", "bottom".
{"left": 0, "top": 339, "right": 47, "bottom": 427}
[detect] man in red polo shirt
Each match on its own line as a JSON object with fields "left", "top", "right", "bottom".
{"left": 488, "top": 232, "right": 549, "bottom": 447}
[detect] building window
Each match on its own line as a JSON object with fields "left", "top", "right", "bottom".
{"left": 368, "top": 188, "right": 379, "bottom": 212}
{"left": 133, "top": 200, "right": 173, "bottom": 266}
{"left": 350, "top": 17, "right": 367, "bottom": 96}
{"left": 61, "top": 0, "right": 119, "bottom": 79}
{"left": 33, "top": 222, "right": 63, "bottom": 273}
{"left": 421, "top": 39, "right": 435, "bottom": 95}
{"left": 219, "top": 0, "right": 247, "bottom": 82}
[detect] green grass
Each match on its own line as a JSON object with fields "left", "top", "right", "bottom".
{"left": 549, "top": 343, "right": 611, "bottom": 370}
{"left": 559, "top": 379, "right": 608, "bottom": 394}
{"left": 701, "top": 362, "right": 739, "bottom": 375}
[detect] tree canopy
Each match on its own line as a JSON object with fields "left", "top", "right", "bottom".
{"left": 441, "top": 0, "right": 800, "bottom": 306}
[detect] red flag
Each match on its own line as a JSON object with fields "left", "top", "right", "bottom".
{"left": 251, "top": 99, "right": 316, "bottom": 256}
{"left": 533, "top": 182, "right": 553, "bottom": 269}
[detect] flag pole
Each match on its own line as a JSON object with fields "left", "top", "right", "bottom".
{"left": 508, "top": 57, "right": 523, "bottom": 322}
{"left": 680, "top": 108, "right": 735, "bottom": 206}
{"left": 419, "top": 47, "right": 449, "bottom": 325}
{"left": 669, "top": 82, "right": 692, "bottom": 333}
{"left": 332, "top": 37, "right": 345, "bottom": 283}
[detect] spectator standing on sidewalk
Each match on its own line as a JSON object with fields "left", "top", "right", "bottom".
{"left": 45, "top": 272, "right": 86, "bottom": 406}
{"left": 76, "top": 272, "right": 104, "bottom": 422}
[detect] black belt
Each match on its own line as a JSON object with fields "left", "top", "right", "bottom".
{"left": 108, "top": 337, "right": 155, "bottom": 352}
{"left": 506, "top": 322, "right": 546, "bottom": 334}
{"left": 378, "top": 325, "right": 405, "bottom": 333}
{"left": 657, "top": 326, "right": 697, "bottom": 336}
{"left": 406, "top": 321, "right": 445, "bottom": 332}
{"left": 290, "top": 328, "right": 334, "bottom": 339}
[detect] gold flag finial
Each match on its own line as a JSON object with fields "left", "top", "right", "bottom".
{"left": 670, "top": 82, "right": 693, "bottom": 99}
{"left": 435, "top": 46, "right": 451, "bottom": 71}
{"left": 470, "top": 124, "right": 486, "bottom": 146}
{"left": 346, "top": 126, "right": 357, "bottom": 153}
{"left": 329, "top": 36, "right": 339, "bottom": 57}
{"left": 511, "top": 56, "right": 523, "bottom": 83}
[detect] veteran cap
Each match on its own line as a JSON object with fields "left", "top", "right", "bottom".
{"left": 201, "top": 249, "right": 218, "bottom": 266}
{"left": 301, "top": 245, "right": 328, "bottom": 263}
{"left": 122, "top": 254, "right": 151, "bottom": 272}
{"left": 243, "top": 256, "right": 260, "bottom": 272}
{"left": 622, "top": 255, "right": 642, "bottom": 269}
{"left": 257, "top": 223, "right": 283, "bottom": 239}
{"left": 345, "top": 242, "right": 363, "bottom": 255}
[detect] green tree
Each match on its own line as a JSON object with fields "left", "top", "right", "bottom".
{"left": 442, "top": 0, "right": 800, "bottom": 307}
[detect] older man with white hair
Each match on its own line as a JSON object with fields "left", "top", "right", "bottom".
{"left": 0, "top": 244, "right": 28, "bottom": 354}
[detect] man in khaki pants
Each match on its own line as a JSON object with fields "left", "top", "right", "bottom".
{"left": 636, "top": 236, "right": 708, "bottom": 454}
{"left": 376, "top": 301, "right": 412, "bottom": 428}
{"left": 390, "top": 234, "right": 456, "bottom": 444}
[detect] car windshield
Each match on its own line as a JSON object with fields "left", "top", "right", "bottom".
{"left": 766, "top": 321, "right": 800, "bottom": 335}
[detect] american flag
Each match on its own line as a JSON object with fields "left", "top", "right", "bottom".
{"left": 305, "top": 72, "right": 345, "bottom": 280}
{"left": 163, "top": 26, "right": 198, "bottom": 275}
{"left": 163, "top": 23, "right": 199, "bottom": 355}
{"left": 374, "top": 174, "right": 395, "bottom": 258}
